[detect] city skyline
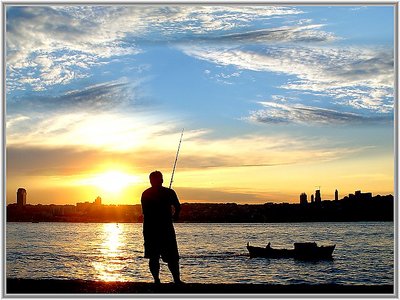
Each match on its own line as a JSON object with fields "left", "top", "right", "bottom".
{"left": 6, "top": 5, "right": 395, "bottom": 205}
{"left": 8, "top": 185, "right": 391, "bottom": 207}
{"left": 7, "top": 187, "right": 394, "bottom": 223}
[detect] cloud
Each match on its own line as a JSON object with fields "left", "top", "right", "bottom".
{"left": 196, "top": 24, "right": 338, "bottom": 45}
{"left": 7, "top": 126, "right": 368, "bottom": 182}
{"left": 6, "top": 5, "right": 302, "bottom": 91}
{"left": 146, "top": 23, "right": 338, "bottom": 46}
{"left": 7, "top": 78, "right": 142, "bottom": 115}
{"left": 247, "top": 102, "right": 393, "bottom": 125}
{"left": 349, "top": 6, "right": 368, "bottom": 11}
{"left": 270, "top": 95, "right": 297, "bottom": 102}
{"left": 181, "top": 45, "right": 394, "bottom": 113}
{"left": 185, "top": 133, "right": 369, "bottom": 167}
{"left": 6, "top": 6, "right": 142, "bottom": 91}
{"left": 6, "top": 111, "right": 181, "bottom": 152}
{"left": 6, "top": 146, "right": 106, "bottom": 177}
{"left": 144, "top": 6, "right": 303, "bottom": 35}
{"left": 6, "top": 78, "right": 177, "bottom": 152}
{"left": 6, "top": 4, "right": 393, "bottom": 115}
{"left": 204, "top": 70, "right": 242, "bottom": 85}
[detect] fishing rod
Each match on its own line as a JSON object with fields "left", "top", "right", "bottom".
{"left": 169, "top": 128, "right": 184, "bottom": 189}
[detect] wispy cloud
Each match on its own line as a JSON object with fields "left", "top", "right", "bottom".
{"left": 6, "top": 110, "right": 182, "bottom": 152}
{"left": 7, "top": 128, "right": 368, "bottom": 181}
{"left": 190, "top": 134, "right": 367, "bottom": 167}
{"left": 247, "top": 102, "right": 393, "bottom": 125}
{"left": 7, "top": 78, "right": 142, "bottom": 115}
{"left": 182, "top": 45, "right": 394, "bottom": 113}
{"left": 349, "top": 6, "right": 368, "bottom": 11}
{"left": 195, "top": 24, "right": 338, "bottom": 45}
{"left": 203, "top": 70, "right": 242, "bottom": 85}
{"left": 6, "top": 77, "right": 173, "bottom": 151}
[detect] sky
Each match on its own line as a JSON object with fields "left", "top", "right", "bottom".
{"left": 5, "top": 4, "right": 395, "bottom": 205}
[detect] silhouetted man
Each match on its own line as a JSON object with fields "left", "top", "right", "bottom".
{"left": 141, "top": 171, "right": 182, "bottom": 284}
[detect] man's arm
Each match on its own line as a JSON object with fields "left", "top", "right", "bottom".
{"left": 170, "top": 190, "right": 181, "bottom": 221}
{"left": 141, "top": 192, "right": 147, "bottom": 216}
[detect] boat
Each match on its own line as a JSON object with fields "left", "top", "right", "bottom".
{"left": 247, "top": 242, "right": 335, "bottom": 260}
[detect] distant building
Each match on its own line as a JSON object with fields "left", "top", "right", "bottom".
{"left": 61, "top": 205, "right": 76, "bottom": 215}
{"left": 315, "top": 189, "right": 321, "bottom": 204}
{"left": 17, "top": 188, "right": 27, "bottom": 206}
{"left": 300, "top": 193, "right": 308, "bottom": 205}
{"left": 311, "top": 195, "right": 314, "bottom": 203}
{"left": 77, "top": 196, "right": 103, "bottom": 212}
{"left": 349, "top": 190, "right": 372, "bottom": 201}
{"left": 76, "top": 201, "right": 92, "bottom": 212}
{"left": 94, "top": 196, "right": 102, "bottom": 206}
{"left": 335, "top": 189, "right": 339, "bottom": 201}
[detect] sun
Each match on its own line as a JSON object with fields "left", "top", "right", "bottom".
{"left": 89, "top": 170, "right": 140, "bottom": 194}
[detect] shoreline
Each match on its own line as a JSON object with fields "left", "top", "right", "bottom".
{"left": 6, "top": 279, "right": 394, "bottom": 294}
{"left": 6, "top": 220, "right": 395, "bottom": 223}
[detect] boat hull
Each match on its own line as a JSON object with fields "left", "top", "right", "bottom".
{"left": 247, "top": 243, "right": 335, "bottom": 260}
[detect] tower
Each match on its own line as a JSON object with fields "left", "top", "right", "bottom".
{"left": 300, "top": 193, "right": 308, "bottom": 205}
{"left": 17, "top": 188, "right": 27, "bottom": 206}
{"left": 315, "top": 189, "right": 321, "bottom": 204}
{"left": 335, "top": 189, "right": 338, "bottom": 201}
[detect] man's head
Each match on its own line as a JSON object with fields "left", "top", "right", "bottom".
{"left": 149, "top": 171, "right": 163, "bottom": 187}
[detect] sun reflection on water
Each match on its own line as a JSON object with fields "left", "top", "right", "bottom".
{"left": 92, "top": 223, "right": 127, "bottom": 282}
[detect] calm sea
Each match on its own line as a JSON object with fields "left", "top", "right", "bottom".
{"left": 6, "top": 222, "right": 394, "bottom": 285}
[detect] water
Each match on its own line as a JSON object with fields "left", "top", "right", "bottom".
{"left": 6, "top": 222, "right": 394, "bottom": 285}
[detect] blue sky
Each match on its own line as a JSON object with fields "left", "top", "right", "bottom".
{"left": 6, "top": 4, "right": 395, "bottom": 205}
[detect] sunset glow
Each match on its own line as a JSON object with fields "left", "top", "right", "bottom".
{"left": 80, "top": 171, "right": 141, "bottom": 194}
{"left": 6, "top": 5, "right": 394, "bottom": 205}
{"left": 92, "top": 223, "right": 126, "bottom": 282}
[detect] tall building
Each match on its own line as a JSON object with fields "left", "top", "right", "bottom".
{"left": 17, "top": 188, "right": 27, "bottom": 206}
{"left": 315, "top": 189, "right": 321, "bottom": 204}
{"left": 335, "top": 189, "right": 339, "bottom": 201}
{"left": 311, "top": 194, "right": 314, "bottom": 203}
{"left": 94, "top": 196, "right": 102, "bottom": 206}
{"left": 300, "top": 193, "right": 308, "bottom": 205}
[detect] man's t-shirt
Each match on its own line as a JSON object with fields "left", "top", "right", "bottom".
{"left": 141, "top": 186, "right": 181, "bottom": 260}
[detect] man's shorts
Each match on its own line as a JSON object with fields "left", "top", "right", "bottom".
{"left": 144, "top": 236, "right": 179, "bottom": 262}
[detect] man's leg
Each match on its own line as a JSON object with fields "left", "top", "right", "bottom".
{"left": 167, "top": 260, "right": 182, "bottom": 284}
{"left": 149, "top": 257, "right": 161, "bottom": 284}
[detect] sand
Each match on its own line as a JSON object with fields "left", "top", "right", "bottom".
{"left": 6, "top": 279, "right": 394, "bottom": 295}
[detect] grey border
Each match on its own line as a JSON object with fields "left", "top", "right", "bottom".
{"left": 1, "top": 0, "right": 399, "bottom": 4}
{"left": 394, "top": 1, "right": 399, "bottom": 299}
{"left": 2, "top": 1, "right": 398, "bottom": 299}
{"left": 2, "top": 0, "right": 6, "bottom": 298}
